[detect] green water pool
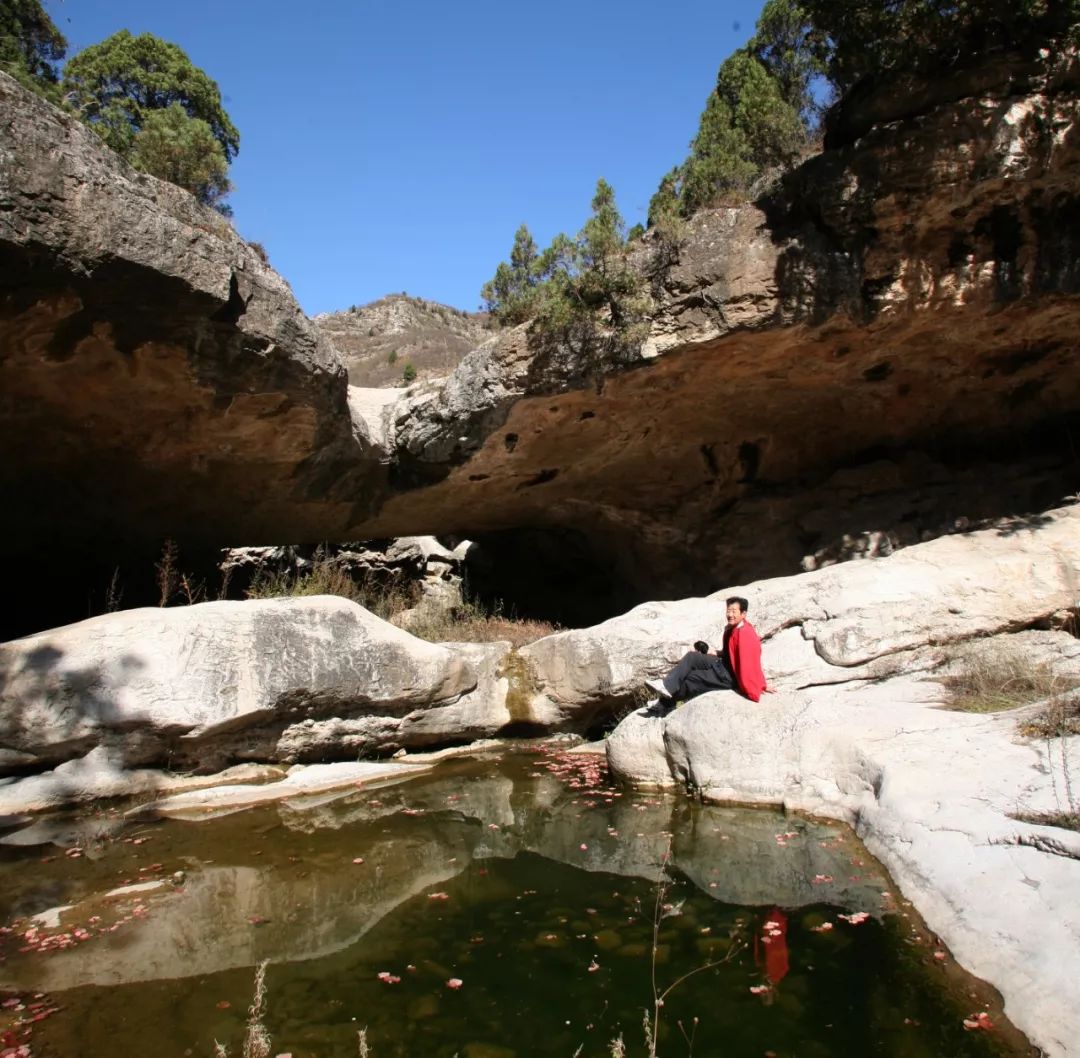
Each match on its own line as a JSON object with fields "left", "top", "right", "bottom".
{"left": 0, "top": 745, "right": 1033, "bottom": 1058}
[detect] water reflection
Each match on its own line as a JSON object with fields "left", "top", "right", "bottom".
{"left": 0, "top": 746, "right": 1027, "bottom": 1058}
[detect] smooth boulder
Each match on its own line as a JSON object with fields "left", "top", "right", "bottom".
{"left": 0, "top": 596, "right": 497, "bottom": 778}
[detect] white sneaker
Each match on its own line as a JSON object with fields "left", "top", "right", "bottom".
{"left": 645, "top": 677, "right": 670, "bottom": 698}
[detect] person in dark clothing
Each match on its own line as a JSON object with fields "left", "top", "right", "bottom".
{"left": 645, "top": 640, "right": 734, "bottom": 703}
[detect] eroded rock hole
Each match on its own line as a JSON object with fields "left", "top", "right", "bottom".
{"left": 863, "top": 361, "right": 893, "bottom": 382}
{"left": 737, "top": 442, "right": 761, "bottom": 484}
{"left": 518, "top": 468, "right": 559, "bottom": 489}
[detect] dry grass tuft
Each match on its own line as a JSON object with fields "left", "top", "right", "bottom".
{"left": 246, "top": 555, "right": 557, "bottom": 647}
{"left": 941, "top": 645, "right": 1072, "bottom": 713}
{"left": 245, "top": 552, "right": 420, "bottom": 622}
{"left": 406, "top": 598, "right": 556, "bottom": 648}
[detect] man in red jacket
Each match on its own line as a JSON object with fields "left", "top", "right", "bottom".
{"left": 721, "top": 596, "right": 768, "bottom": 702}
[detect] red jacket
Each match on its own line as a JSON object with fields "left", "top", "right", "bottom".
{"left": 724, "top": 620, "right": 767, "bottom": 702}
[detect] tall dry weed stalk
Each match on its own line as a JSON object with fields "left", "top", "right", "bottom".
{"left": 1011, "top": 695, "right": 1080, "bottom": 834}
{"left": 636, "top": 842, "right": 745, "bottom": 1058}
{"left": 179, "top": 572, "right": 206, "bottom": 605}
{"left": 242, "top": 960, "right": 271, "bottom": 1058}
{"left": 217, "top": 563, "right": 234, "bottom": 601}
{"left": 105, "top": 567, "right": 123, "bottom": 612}
{"left": 1041, "top": 697, "right": 1079, "bottom": 826}
{"left": 1015, "top": 678, "right": 1080, "bottom": 832}
{"left": 156, "top": 538, "right": 179, "bottom": 606}
{"left": 213, "top": 960, "right": 272, "bottom": 1058}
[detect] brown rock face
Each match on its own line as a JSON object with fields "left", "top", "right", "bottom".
{"left": 2, "top": 53, "right": 1080, "bottom": 635}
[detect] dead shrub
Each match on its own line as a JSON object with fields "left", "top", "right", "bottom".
{"left": 244, "top": 550, "right": 420, "bottom": 622}
{"left": 1017, "top": 691, "right": 1080, "bottom": 739}
{"left": 405, "top": 597, "right": 557, "bottom": 648}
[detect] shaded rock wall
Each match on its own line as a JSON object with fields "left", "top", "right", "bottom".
{"left": 0, "top": 73, "right": 384, "bottom": 636}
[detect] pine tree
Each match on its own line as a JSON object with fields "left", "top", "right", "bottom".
{"left": 63, "top": 31, "right": 238, "bottom": 163}
{"left": 800, "top": 0, "right": 1080, "bottom": 95}
{"left": 656, "top": 46, "right": 807, "bottom": 219}
{"left": 0, "top": 0, "right": 66, "bottom": 102}
{"left": 749, "top": 0, "right": 823, "bottom": 123}
{"left": 130, "top": 103, "right": 232, "bottom": 208}
{"left": 481, "top": 180, "right": 649, "bottom": 376}
{"left": 481, "top": 224, "right": 543, "bottom": 325}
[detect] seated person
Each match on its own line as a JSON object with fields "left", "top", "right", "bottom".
{"left": 645, "top": 639, "right": 733, "bottom": 703}
{"left": 721, "top": 596, "right": 767, "bottom": 702}
{"left": 645, "top": 597, "right": 768, "bottom": 704}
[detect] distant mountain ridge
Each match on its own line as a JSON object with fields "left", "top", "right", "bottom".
{"left": 314, "top": 294, "right": 489, "bottom": 387}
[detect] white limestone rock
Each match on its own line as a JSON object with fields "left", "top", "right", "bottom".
{"left": 524, "top": 503, "right": 1080, "bottom": 711}
{"left": 0, "top": 596, "right": 477, "bottom": 775}
{"left": 0, "top": 750, "right": 286, "bottom": 815}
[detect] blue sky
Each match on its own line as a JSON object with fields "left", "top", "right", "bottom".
{"left": 47, "top": 1, "right": 767, "bottom": 315}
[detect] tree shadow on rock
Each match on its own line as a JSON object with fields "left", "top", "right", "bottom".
{"left": 0, "top": 641, "right": 148, "bottom": 776}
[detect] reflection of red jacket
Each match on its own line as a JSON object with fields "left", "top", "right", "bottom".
{"left": 723, "top": 620, "right": 767, "bottom": 702}
{"left": 754, "top": 908, "right": 789, "bottom": 985}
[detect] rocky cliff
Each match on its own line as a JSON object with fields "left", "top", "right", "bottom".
{"left": 2, "top": 50, "right": 1080, "bottom": 634}
{"left": 314, "top": 295, "right": 488, "bottom": 387}
{"left": 367, "top": 49, "right": 1080, "bottom": 613}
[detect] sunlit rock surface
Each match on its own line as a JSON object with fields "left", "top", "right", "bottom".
{"left": 521, "top": 501, "right": 1080, "bottom": 717}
